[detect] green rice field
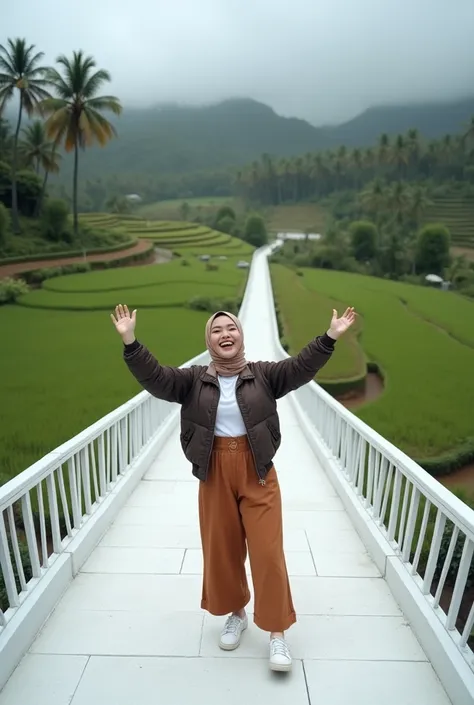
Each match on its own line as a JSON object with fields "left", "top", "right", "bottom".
{"left": 1, "top": 254, "right": 250, "bottom": 484}
{"left": 271, "top": 264, "right": 474, "bottom": 463}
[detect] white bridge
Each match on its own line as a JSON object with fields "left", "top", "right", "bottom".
{"left": 1, "top": 246, "right": 473, "bottom": 705}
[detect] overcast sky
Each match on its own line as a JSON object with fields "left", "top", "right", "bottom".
{"left": 3, "top": 0, "right": 474, "bottom": 125}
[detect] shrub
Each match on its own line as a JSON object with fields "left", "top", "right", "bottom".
{"left": 215, "top": 205, "right": 236, "bottom": 222}
{"left": 416, "top": 224, "right": 451, "bottom": 275}
{"left": 244, "top": 214, "right": 268, "bottom": 248}
{"left": 186, "top": 295, "right": 240, "bottom": 315}
{"left": 41, "top": 199, "right": 71, "bottom": 242}
{"left": 205, "top": 262, "right": 219, "bottom": 271}
{"left": 215, "top": 215, "right": 235, "bottom": 235}
{"left": 0, "top": 277, "right": 29, "bottom": 304}
{"left": 349, "top": 220, "right": 378, "bottom": 262}
{"left": 180, "top": 258, "right": 190, "bottom": 266}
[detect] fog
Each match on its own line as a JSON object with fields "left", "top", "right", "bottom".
{"left": 3, "top": 0, "right": 474, "bottom": 125}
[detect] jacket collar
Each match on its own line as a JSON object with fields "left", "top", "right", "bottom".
{"left": 200, "top": 363, "right": 255, "bottom": 383}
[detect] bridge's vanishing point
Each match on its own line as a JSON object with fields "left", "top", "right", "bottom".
{"left": 1, "top": 244, "right": 473, "bottom": 705}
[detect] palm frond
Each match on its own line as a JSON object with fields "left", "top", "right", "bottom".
{"left": 82, "top": 69, "right": 112, "bottom": 98}
{"left": 25, "top": 50, "right": 45, "bottom": 73}
{"left": 0, "top": 56, "right": 16, "bottom": 75}
{"left": 45, "top": 68, "right": 72, "bottom": 98}
{"left": 0, "top": 85, "right": 14, "bottom": 113}
{"left": 86, "top": 95, "right": 122, "bottom": 115}
{"left": 44, "top": 106, "right": 71, "bottom": 141}
{"left": 79, "top": 107, "right": 116, "bottom": 147}
{"left": 40, "top": 97, "right": 69, "bottom": 114}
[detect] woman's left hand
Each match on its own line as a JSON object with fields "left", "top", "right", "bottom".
{"left": 327, "top": 307, "right": 357, "bottom": 340}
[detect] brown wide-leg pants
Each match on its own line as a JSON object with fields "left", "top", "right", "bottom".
{"left": 198, "top": 435, "right": 296, "bottom": 632}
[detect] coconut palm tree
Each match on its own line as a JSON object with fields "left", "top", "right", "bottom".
{"left": 40, "top": 50, "right": 122, "bottom": 239}
{"left": 20, "top": 119, "right": 61, "bottom": 215}
{"left": 20, "top": 120, "right": 59, "bottom": 174}
{"left": 0, "top": 38, "right": 52, "bottom": 232}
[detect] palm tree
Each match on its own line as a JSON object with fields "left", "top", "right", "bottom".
{"left": 20, "top": 120, "right": 59, "bottom": 174}
{"left": 409, "top": 185, "right": 432, "bottom": 231}
{"left": 20, "top": 119, "right": 62, "bottom": 215}
{"left": 40, "top": 50, "right": 122, "bottom": 239}
{"left": 0, "top": 38, "right": 52, "bottom": 232}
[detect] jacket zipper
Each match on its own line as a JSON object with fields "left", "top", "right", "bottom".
{"left": 236, "top": 380, "right": 266, "bottom": 486}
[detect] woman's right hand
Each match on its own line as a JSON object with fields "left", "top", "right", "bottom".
{"left": 110, "top": 304, "right": 137, "bottom": 344}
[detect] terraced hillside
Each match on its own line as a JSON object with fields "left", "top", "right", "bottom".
{"left": 425, "top": 198, "right": 474, "bottom": 250}
{"left": 79, "top": 213, "right": 254, "bottom": 258}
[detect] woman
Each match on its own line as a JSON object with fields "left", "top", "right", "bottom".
{"left": 111, "top": 303, "right": 356, "bottom": 672}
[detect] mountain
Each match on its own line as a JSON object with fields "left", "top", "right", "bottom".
{"left": 314, "top": 96, "right": 474, "bottom": 149}
{"left": 52, "top": 98, "right": 322, "bottom": 179}
{"left": 7, "top": 95, "right": 474, "bottom": 183}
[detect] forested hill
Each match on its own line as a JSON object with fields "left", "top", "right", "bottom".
{"left": 45, "top": 95, "right": 474, "bottom": 181}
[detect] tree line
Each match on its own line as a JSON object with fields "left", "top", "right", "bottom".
{"left": 0, "top": 37, "right": 121, "bottom": 236}
{"left": 235, "top": 126, "right": 474, "bottom": 205}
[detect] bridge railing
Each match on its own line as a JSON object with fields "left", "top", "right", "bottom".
{"left": 0, "top": 349, "right": 209, "bottom": 633}
{"left": 263, "top": 244, "right": 474, "bottom": 681}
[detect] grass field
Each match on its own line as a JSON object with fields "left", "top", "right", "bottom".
{"left": 1, "top": 255, "right": 249, "bottom": 483}
{"left": 271, "top": 264, "right": 474, "bottom": 462}
{"left": 425, "top": 198, "right": 474, "bottom": 250}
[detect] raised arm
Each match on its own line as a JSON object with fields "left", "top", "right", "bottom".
{"left": 111, "top": 304, "right": 194, "bottom": 404}
{"left": 123, "top": 339, "right": 194, "bottom": 403}
{"left": 260, "top": 307, "right": 356, "bottom": 399}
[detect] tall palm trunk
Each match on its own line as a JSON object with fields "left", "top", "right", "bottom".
{"left": 11, "top": 97, "right": 23, "bottom": 233}
{"left": 73, "top": 137, "right": 79, "bottom": 236}
{"left": 72, "top": 138, "right": 86, "bottom": 259}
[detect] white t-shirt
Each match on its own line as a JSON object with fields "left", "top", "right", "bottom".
{"left": 215, "top": 375, "right": 247, "bottom": 437}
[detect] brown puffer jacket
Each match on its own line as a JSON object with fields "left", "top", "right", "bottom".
{"left": 123, "top": 333, "right": 335, "bottom": 484}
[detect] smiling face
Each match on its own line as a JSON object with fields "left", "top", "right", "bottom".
{"left": 209, "top": 314, "right": 242, "bottom": 359}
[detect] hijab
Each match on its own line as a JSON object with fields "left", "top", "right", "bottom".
{"left": 205, "top": 311, "right": 247, "bottom": 377}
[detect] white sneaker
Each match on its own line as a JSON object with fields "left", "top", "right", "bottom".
{"left": 219, "top": 614, "right": 248, "bottom": 651}
{"left": 269, "top": 637, "right": 292, "bottom": 672}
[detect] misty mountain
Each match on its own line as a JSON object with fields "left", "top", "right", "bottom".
{"left": 15, "top": 95, "right": 474, "bottom": 184}
{"left": 315, "top": 96, "right": 474, "bottom": 148}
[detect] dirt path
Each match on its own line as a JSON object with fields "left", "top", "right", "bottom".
{"left": 0, "top": 239, "right": 152, "bottom": 278}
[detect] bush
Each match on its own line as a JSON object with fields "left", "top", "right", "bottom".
{"left": 180, "top": 258, "right": 190, "bottom": 266}
{"left": 0, "top": 202, "right": 9, "bottom": 245}
{"left": 186, "top": 295, "right": 240, "bottom": 315}
{"left": 416, "top": 224, "right": 451, "bottom": 275}
{"left": 0, "top": 276, "right": 29, "bottom": 304}
{"left": 215, "top": 205, "right": 236, "bottom": 222}
{"left": 205, "top": 262, "right": 219, "bottom": 271}
{"left": 215, "top": 215, "right": 235, "bottom": 235}
{"left": 41, "top": 199, "right": 71, "bottom": 242}
{"left": 349, "top": 220, "right": 378, "bottom": 262}
{"left": 244, "top": 214, "right": 268, "bottom": 248}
